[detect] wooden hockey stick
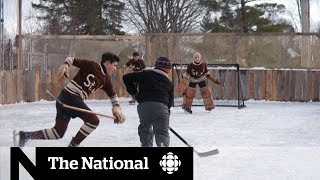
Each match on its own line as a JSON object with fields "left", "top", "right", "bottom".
{"left": 46, "top": 90, "right": 115, "bottom": 119}
{"left": 169, "top": 127, "right": 219, "bottom": 157}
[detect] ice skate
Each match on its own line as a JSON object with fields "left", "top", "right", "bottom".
{"left": 184, "top": 107, "right": 192, "bottom": 114}
{"left": 68, "top": 137, "right": 79, "bottom": 147}
{"left": 206, "top": 107, "right": 213, "bottom": 111}
{"left": 13, "top": 130, "right": 29, "bottom": 147}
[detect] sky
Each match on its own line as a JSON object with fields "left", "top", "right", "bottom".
{"left": 2, "top": 0, "right": 320, "bottom": 37}
{"left": 260, "top": 0, "right": 320, "bottom": 31}
{"left": 0, "top": 99, "right": 320, "bottom": 179}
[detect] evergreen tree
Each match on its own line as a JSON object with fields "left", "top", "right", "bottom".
{"left": 200, "top": 1, "right": 294, "bottom": 33}
{"left": 32, "top": 0, "right": 125, "bottom": 35}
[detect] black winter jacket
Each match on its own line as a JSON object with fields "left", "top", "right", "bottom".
{"left": 123, "top": 69, "right": 174, "bottom": 108}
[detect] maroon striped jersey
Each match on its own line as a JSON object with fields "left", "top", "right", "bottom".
{"left": 183, "top": 61, "right": 210, "bottom": 83}
{"left": 64, "top": 58, "right": 118, "bottom": 105}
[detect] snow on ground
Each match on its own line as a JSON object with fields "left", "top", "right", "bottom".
{"left": 1, "top": 99, "right": 320, "bottom": 179}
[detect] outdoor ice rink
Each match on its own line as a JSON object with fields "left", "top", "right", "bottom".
{"left": 1, "top": 99, "right": 320, "bottom": 179}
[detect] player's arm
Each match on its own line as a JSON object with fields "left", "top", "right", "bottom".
{"left": 122, "top": 72, "right": 143, "bottom": 95}
{"left": 102, "top": 78, "right": 126, "bottom": 124}
{"left": 204, "top": 64, "right": 220, "bottom": 85}
{"left": 206, "top": 74, "right": 221, "bottom": 85}
{"left": 58, "top": 57, "right": 93, "bottom": 80}
{"left": 169, "top": 83, "right": 174, "bottom": 108}
{"left": 140, "top": 60, "right": 146, "bottom": 70}
{"left": 125, "top": 60, "right": 132, "bottom": 67}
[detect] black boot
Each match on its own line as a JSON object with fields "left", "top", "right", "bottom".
{"left": 68, "top": 137, "right": 79, "bottom": 147}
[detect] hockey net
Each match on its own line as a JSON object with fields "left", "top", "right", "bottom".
{"left": 172, "top": 63, "right": 246, "bottom": 109}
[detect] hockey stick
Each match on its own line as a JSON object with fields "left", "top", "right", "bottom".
{"left": 46, "top": 90, "right": 116, "bottom": 120}
{"left": 47, "top": 90, "right": 217, "bottom": 156}
{"left": 169, "top": 127, "right": 219, "bottom": 157}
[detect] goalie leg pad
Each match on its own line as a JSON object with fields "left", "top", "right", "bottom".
{"left": 185, "top": 87, "right": 196, "bottom": 98}
{"left": 182, "top": 95, "right": 187, "bottom": 109}
{"left": 176, "top": 79, "right": 189, "bottom": 95}
{"left": 200, "top": 86, "right": 215, "bottom": 111}
{"left": 182, "top": 87, "right": 196, "bottom": 109}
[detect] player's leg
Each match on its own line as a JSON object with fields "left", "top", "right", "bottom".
{"left": 152, "top": 103, "right": 170, "bottom": 147}
{"left": 137, "top": 102, "right": 155, "bottom": 147}
{"left": 17, "top": 117, "right": 70, "bottom": 147}
{"left": 182, "top": 84, "right": 196, "bottom": 114}
{"left": 17, "top": 92, "right": 73, "bottom": 147}
{"left": 199, "top": 81, "right": 215, "bottom": 111}
{"left": 69, "top": 114, "right": 99, "bottom": 147}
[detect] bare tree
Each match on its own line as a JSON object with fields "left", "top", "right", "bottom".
{"left": 296, "top": 0, "right": 302, "bottom": 21}
{"left": 125, "top": 0, "right": 206, "bottom": 34}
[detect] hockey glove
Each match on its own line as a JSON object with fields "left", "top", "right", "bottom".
{"left": 207, "top": 75, "right": 221, "bottom": 85}
{"left": 58, "top": 63, "right": 70, "bottom": 80}
{"left": 182, "top": 73, "right": 190, "bottom": 81}
{"left": 126, "top": 64, "right": 133, "bottom": 71}
{"left": 215, "top": 79, "right": 221, "bottom": 85}
{"left": 112, "top": 105, "right": 126, "bottom": 124}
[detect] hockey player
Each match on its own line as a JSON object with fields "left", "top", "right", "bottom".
{"left": 15, "top": 52, "right": 126, "bottom": 147}
{"left": 178, "top": 52, "right": 220, "bottom": 114}
{"left": 125, "top": 52, "right": 146, "bottom": 72}
{"left": 125, "top": 52, "right": 146, "bottom": 104}
{"left": 123, "top": 56, "right": 174, "bottom": 147}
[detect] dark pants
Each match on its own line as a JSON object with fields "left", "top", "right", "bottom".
{"left": 56, "top": 90, "right": 96, "bottom": 120}
{"left": 55, "top": 91, "right": 99, "bottom": 144}
{"left": 137, "top": 102, "right": 170, "bottom": 147}
{"left": 189, "top": 80, "right": 207, "bottom": 88}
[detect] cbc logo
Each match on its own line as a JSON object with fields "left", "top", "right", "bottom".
{"left": 159, "top": 152, "right": 181, "bottom": 174}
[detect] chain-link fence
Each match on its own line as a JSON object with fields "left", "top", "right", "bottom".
{"left": 1, "top": 33, "right": 320, "bottom": 70}
{"left": 4, "top": 35, "right": 145, "bottom": 70}
{"left": 145, "top": 33, "right": 320, "bottom": 69}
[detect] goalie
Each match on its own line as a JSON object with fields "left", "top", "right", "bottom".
{"left": 177, "top": 52, "right": 221, "bottom": 114}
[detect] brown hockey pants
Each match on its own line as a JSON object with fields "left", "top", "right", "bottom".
{"left": 182, "top": 87, "right": 196, "bottom": 110}
{"left": 200, "top": 86, "right": 215, "bottom": 111}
